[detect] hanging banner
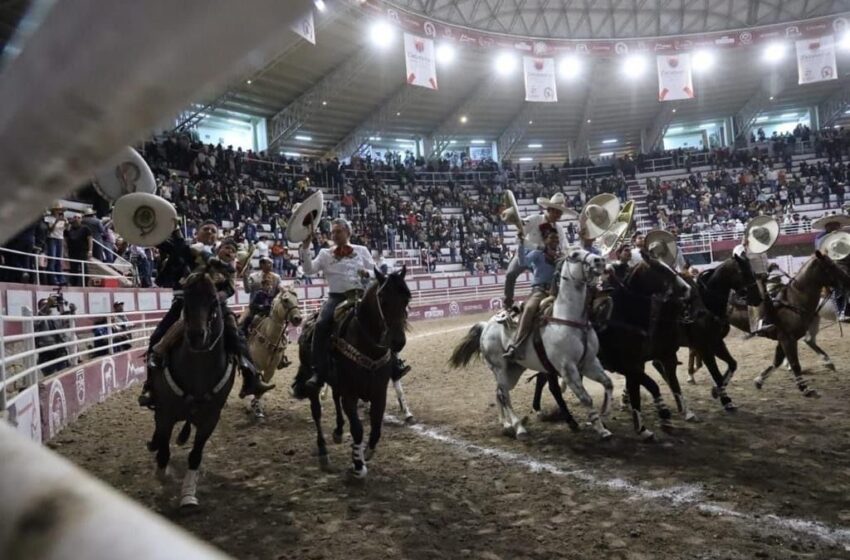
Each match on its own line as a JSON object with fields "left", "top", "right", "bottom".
{"left": 523, "top": 57, "right": 557, "bottom": 102}
{"left": 657, "top": 54, "right": 694, "bottom": 101}
{"left": 796, "top": 35, "right": 837, "bottom": 85}
{"left": 404, "top": 33, "right": 438, "bottom": 90}
{"left": 290, "top": 10, "right": 316, "bottom": 45}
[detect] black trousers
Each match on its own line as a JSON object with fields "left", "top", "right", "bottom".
{"left": 311, "top": 293, "right": 348, "bottom": 375}
{"left": 148, "top": 296, "right": 183, "bottom": 350}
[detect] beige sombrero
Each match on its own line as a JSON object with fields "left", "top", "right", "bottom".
{"left": 818, "top": 230, "right": 850, "bottom": 261}
{"left": 582, "top": 193, "right": 621, "bottom": 239}
{"left": 287, "top": 191, "right": 324, "bottom": 243}
{"left": 500, "top": 189, "right": 523, "bottom": 228}
{"left": 745, "top": 216, "right": 779, "bottom": 254}
{"left": 811, "top": 214, "right": 850, "bottom": 231}
{"left": 644, "top": 229, "right": 678, "bottom": 268}
{"left": 536, "top": 193, "right": 579, "bottom": 219}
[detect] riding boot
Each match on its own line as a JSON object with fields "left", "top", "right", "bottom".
{"left": 138, "top": 351, "right": 164, "bottom": 409}
{"left": 392, "top": 353, "right": 412, "bottom": 380}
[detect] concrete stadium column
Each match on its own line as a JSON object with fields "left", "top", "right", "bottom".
{"left": 422, "top": 137, "right": 435, "bottom": 160}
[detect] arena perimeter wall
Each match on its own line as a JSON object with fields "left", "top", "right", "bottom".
{"left": 1, "top": 282, "right": 504, "bottom": 444}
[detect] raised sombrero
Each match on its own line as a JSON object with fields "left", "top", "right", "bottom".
{"left": 93, "top": 146, "right": 157, "bottom": 202}
{"left": 745, "top": 216, "right": 779, "bottom": 254}
{"left": 500, "top": 189, "right": 522, "bottom": 229}
{"left": 286, "top": 190, "right": 324, "bottom": 243}
{"left": 818, "top": 230, "right": 850, "bottom": 261}
{"left": 111, "top": 192, "right": 177, "bottom": 247}
{"left": 644, "top": 229, "right": 678, "bottom": 268}
{"left": 582, "top": 193, "right": 621, "bottom": 239}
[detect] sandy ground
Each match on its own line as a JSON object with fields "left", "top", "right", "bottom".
{"left": 53, "top": 313, "right": 850, "bottom": 560}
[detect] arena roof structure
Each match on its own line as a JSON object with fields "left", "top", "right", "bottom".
{"left": 176, "top": 1, "right": 850, "bottom": 163}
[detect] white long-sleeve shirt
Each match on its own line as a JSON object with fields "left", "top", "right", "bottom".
{"left": 521, "top": 214, "right": 568, "bottom": 251}
{"left": 300, "top": 244, "right": 375, "bottom": 293}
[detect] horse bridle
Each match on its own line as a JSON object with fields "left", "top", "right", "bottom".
{"left": 561, "top": 252, "right": 600, "bottom": 285}
{"left": 188, "top": 298, "right": 225, "bottom": 353}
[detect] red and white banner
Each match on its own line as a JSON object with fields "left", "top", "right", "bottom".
{"left": 657, "top": 54, "right": 694, "bottom": 101}
{"left": 404, "top": 33, "right": 438, "bottom": 90}
{"left": 796, "top": 35, "right": 837, "bottom": 85}
{"left": 523, "top": 57, "right": 557, "bottom": 102}
{"left": 290, "top": 10, "right": 316, "bottom": 45}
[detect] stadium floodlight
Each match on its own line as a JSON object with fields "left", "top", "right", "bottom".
{"left": 436, "top": 43, "right": 455, "bottom": 65}
{"left": 459, "top": 115, "right": 468, "bottom": 124}
{"left": 755, "top": 116, "right": 769, "bottom": 122}
{"left": 314, "top": 0, "right": 327, "bottom": 12}
{"left": 601, "top": 139, "right": 617, "bottom": 144}
{"left": 763, "top": 42, "right": 786, "bottom": 63}
{"left": 780, "top": 113, "right": 797, "bottom": 119}
{"left": 368, "top": 136, "right": 382, "bottom": 141}
{"left": 691, "top": 50, "right": 715, "bottom": 72}
{"left": 284, "top": 152, "right": 301, "bottom": 158}
{"left": 528, "top": 143, "right": 542, "bottom": 148}
{"left": 294, "top": 135, "right": 312, "bottom": 141}
{"left": 494, "top": 52, "right": 518, "bottom": 75}
{"left": 471, "top": 139, "right": 486, "bottom": 144}
{"left": 370, "top": 21, "right": 395, "bottom": 48}
{"left": 558, "top": 56, "right": 582, "bottom": 79}
{"left": 599, "top": 151, "right": 614, "bottom": 157}
{"left": 841, "top": 32, "right": 850, "bottom": 50}
{"left": 622, "top": 54, "right": 647, "bottom": 78}
{"left": 519, "top": 157, "right": 533, "bottom": 162}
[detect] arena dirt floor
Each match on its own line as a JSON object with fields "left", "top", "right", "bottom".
{"left": 54, "top": 312, "right": 850, "bottom": 560}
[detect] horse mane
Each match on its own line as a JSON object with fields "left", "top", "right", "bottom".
{"left": 360, "top": 270, "right": 411, "bottom": 333}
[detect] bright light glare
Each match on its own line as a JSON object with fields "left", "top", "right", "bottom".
{"left": 528, "top": 143, "right": 542, "bottom": 148}
{"left": 601, "top": 139, "right": 617, "bottom": 144}
{"left": 494, "top": 52, "right": 518, "bottom": 75}
{"left": 622, "top": 55, "right": 647, "bottom": 78}
{"left": 294, "top": 135, "right": 312, "bottom": 141}
{"left": 284, "top": 152, "right": 301, "bottom": 157}
{"left": 692, "top": 50, "right": 715, "bottom": 71}
{"left": 667, "top": 127, "right": 684, "bottom": 134}
{"left": 314, "top": 0, "right": 327, "bottom": 12}
{"left": 370, "top": 21, "right": 395, "bottom": 48}
{"left": 471, "top": 139, "right": 486, "bottom": 144}
{"left": 599, "top": 152, "right": 614, "bottom": 157}
{"left": 436, "top": 44, "right": 455, "bottom": 64}
{"left": 763, "top": 42, "right": 786, "bottom": 63}
{"left": 519, "top": 157, "right": 533, "bottom": 162}
{"left": 781, "top": 113, "right": 798, "bottom": 118}
{"left": 755, "top": 116, "right": 769, "bottom": 122}
{"left": 841, "top": 33, "right": 850, "bottom": 50}
{"left": 558, "top": 56, "right": 582, "bottom": 79}
{"left": 459, "top": 115, "right": 468, "bottom": 124}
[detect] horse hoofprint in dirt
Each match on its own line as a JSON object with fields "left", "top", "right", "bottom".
{"left": 449, "top": 250, "right": 614, "bottom": 440}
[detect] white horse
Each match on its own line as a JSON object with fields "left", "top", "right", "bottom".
{"left": 449, "top": 249, "right": 614, "bottom": 440}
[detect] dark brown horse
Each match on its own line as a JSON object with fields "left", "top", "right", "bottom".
{"left": 147, "top": 269, "right": 234, "bottom": 508}
{"left": 295, "top": 266, "right": 411, "bottom": 478}
{"left": 728, "top": 252, "right": 850, "bottom": 397}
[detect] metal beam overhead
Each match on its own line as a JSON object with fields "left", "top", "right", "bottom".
{"left": 497, "top": 102, "right": 541, "bottom": 161}
{"left": 426, "top": 75, "right": 497, "bottom": 158}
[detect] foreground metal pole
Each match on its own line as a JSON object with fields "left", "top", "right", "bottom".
{"left": 0, "top": 0, "right": 313, "bottom": 243}
{"left": 0, "top": 422, "right": 231, "bottom": 559}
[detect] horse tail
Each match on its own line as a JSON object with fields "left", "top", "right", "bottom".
{"left": 448, "top": 322, "right": 484, "bottom": 368}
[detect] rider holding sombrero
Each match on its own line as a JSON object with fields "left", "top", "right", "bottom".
{"left": 138, "top": 224, "right": 273, "bottom": 407}
{"left": 292, "top": 217, "right": 410, "bottom": 397}
{"left": 502, "top": 193, "right": 577, "bottom": 309}
{"left": 733, "top": 216, "right": 780, "bottom": 335}
{"left": 812, "top": 213, "right": 850, "bottom": 321}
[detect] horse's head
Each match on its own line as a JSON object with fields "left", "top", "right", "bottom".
{"left": 728, "top": 254, "right": 763, "bottom": 307}
{"left": 374, "top": 265, "right": 412, "bottom": 322}
{"left": 630, "top": 253, "right": 682, "bottom": 296}
{"left": 272, "top": 287, "right": 302, "bottom": 327}
{"left": 560, "top": 250, "right": 605, "bottom": 288}
{"left": 181, "top": 271, "right": 222, "bottom": 351}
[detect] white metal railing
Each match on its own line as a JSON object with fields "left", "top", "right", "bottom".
{"left": 676, "top": 221, "right": 814, "bottom": 256}
{"left": 0, "top": 246, "right": 136, "bottom": 286}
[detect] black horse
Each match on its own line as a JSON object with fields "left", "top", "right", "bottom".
{"left": 295, "top": 266, "right": 411, "bottom": 478}
{"left": 147, "top": 268, "right": 235, "bottom": 508}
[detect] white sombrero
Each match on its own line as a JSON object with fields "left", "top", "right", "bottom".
{"left": 582, "top": 193, "right": 621, "bottom": 239}
{"left": 536, "top": 193, "right": 579, "bottom": 219}
{"left": 93, "top": 147, "right": 157, "bottom": 202}
{"left": 818, "top": 230, "right": 850, "bottom": 261}
{"left": 644, "top": 229, "right": 678, "bottom": 268}
{"left": 111, "top": 192, "right": 177, "bottom": 247}
{"left": 745, "top": 216, "right": 780, "bottom": 254}
{"left": 287, "top": 190, "right": 324, "bottom": 243}
{"left": 811, "top": 214, "right": 850, "bottom": 231}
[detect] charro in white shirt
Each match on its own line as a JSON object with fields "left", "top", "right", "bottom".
{"left": 299, "top": 244, "right": 375, "bottom": 293}
{"left": 521, "top": 214, "right": 567, "bottom": 251}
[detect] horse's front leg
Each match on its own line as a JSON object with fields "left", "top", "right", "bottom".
{"left": 151, "top": 412, "right": 176, "bottom": 482}
{"left": 781, "top": 337, "right": 819, "bottom": 398}
{"left": 366, "top": 385, "right": 389, "bottom": 462}
{"left": 309, "top": 394, "right": 330, "bottom": 470}
{"left": 332, "top": 388, "right": 345, "bottom": 444}
{"left": 181, "top": 409, "right": 222, "bottom": 508}
{"left": 392, "top": 378, "right": 414, "bottom": 424}
{"left": 560, "top": 360, "right": 610, "bottom": 440}
{"left": 341, "top": 394, "right": 367, "bottom": 478}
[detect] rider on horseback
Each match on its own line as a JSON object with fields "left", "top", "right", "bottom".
{"left": 503, "top": 193, "right": 569, "bottom": 309}
{"left": 139, "top": 227, "right": 273, "bottom": 408}
{"left": 293, "top": 218, "right": 410, "bottom": 398}
{"left": 733, "top": 219, "right": 778, "bottom": 335}
{"left": 242, "top": 256, "right": 282, "bottom": 336}
{"left": 503, "top": 230, "right": 561, "bottom": 360}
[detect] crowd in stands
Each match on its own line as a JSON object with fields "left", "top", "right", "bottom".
{"left": 3, "top": 123, "right": 850, "bottom": 287}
